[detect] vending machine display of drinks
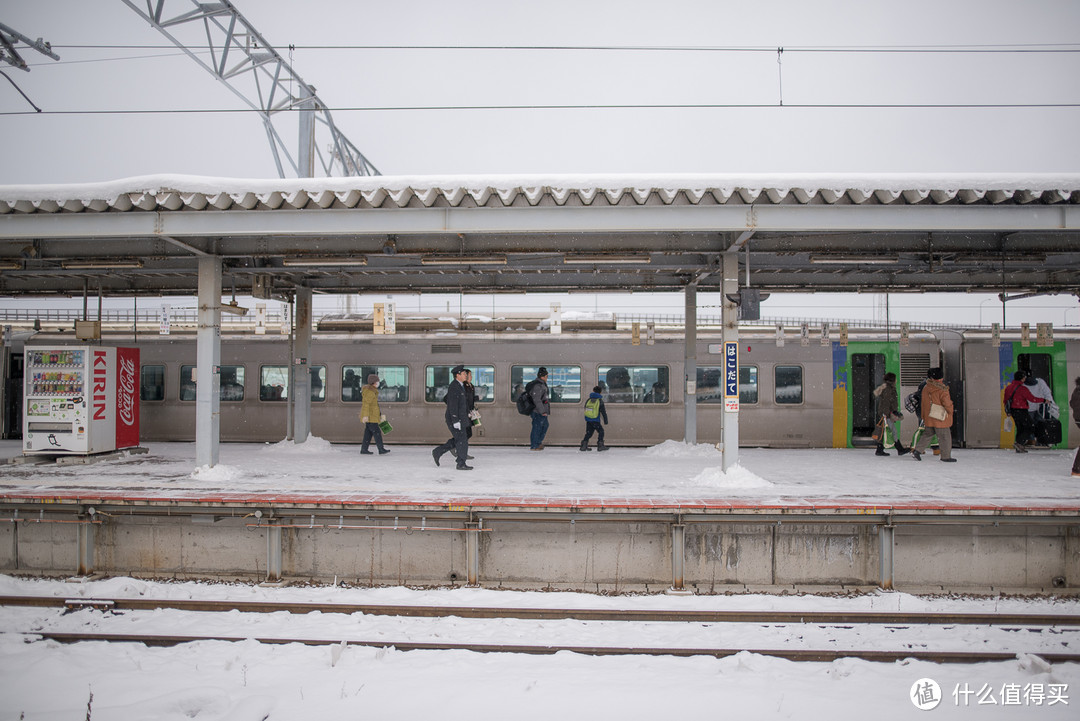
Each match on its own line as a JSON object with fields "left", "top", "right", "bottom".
{"left": 23, "top": 346, "right": 141, "bottom": 455}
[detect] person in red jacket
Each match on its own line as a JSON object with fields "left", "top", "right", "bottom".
{"left": 1003, "top": 370, "right": 1045, "bottom": 453}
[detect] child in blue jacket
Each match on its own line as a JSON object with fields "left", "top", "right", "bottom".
{"left": 580, "top": 385, "right": 609, "bottom": 451}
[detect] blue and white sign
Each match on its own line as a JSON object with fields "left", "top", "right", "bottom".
{"left": 724, "top": 341, "right": 739, "bottom": 412}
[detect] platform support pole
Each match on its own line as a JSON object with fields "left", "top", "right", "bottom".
{"left": 879, "top": 521, "right": 895, "bottom": 590}
{"left": 195, "top": 257, "right": 222, "bottom": 468}
{"left": 684, "top": 282, "right": 697, "bottom": 444}
{"left": 266, "top": 522, "right": 283, "bottom": 583}
{"left": 668, "top": 523, "right": 689, "bottom": 594}
{"left": 75, "top": 518, "right": 95, "bottom": 577}
{"left": 465, "top": 521, "right": 480, "bottom": 587}
{"left": 721, "top": 252, "right": 740, "bottom": 471}
{"left": 292, "top": 287, "right": 313, "bottom": 443}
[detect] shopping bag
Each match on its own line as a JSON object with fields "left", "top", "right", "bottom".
{"left": 378, "top": 419, "right": 393, "bottom": 434}
{"left": 928, "top": 403, "right": 947, "bottom": 421}
{"left": 871, "top": 417, "right": 884, "bottom": 442}
{"left": 1003, "top": 416, "right": 1014, "bottom": 433}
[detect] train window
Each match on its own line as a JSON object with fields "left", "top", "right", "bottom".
{"left": 510, "top": 365, "right": 581, "bottom": 403}
{"left": 310, "top": 366, "right": 325, "bottom": 402}
{"left": 1017, "top": 354, "right": 1052, "bottom": 387}
{"left": 255, "top": 365, "right": 326, "bottom": 402}
{"left": 696, "top": 366, "right": 757, "bottom": 404}
{"left": 259, "top": 366, "right": 288, "bottom": 401}
{"left": 774, "top": 365, "right": 803, "bottom": 405}
{"left": 342, "top": 365, "right": 409, "bottom": 403}
{"left": 140, "top": 365, "right": 165, "bottom": 402}
{"left": 426, "top": 365, "right": 495, "bottom": 403}
{"left": 598, "top": 365, "right": 669, "bottom": 404}
{"left": 180, "top": 364, "right": 245, "bottom": 401}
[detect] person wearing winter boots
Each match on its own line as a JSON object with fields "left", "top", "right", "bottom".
{"left": 872, "top": 372, "right": 909, "bottom": 457}
{"left": 580, "top": 385, "right": 609, "bottom": 451}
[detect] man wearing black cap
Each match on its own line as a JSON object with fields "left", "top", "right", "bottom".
{"left": 528, "top": 367, "right": 551, "bottom": 450}
{"left": 432, "top": 365, "right": 473, "bottom": 470}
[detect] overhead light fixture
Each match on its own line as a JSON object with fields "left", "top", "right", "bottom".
{"left": 563, "top": 254, "right": 651, "bottom": 264}
{"left": 282, "top": 257, "right": 367, "bottom": 267}
{"left": 220, "top": 300, "right": 249, "bottom": 316}
{"left": 61, "top": 259, "right": 144, "bottom": 269}
{"left": 808, "top": 255, "right": 898, "bottom": 265}
{"left": 0, "top": 261, "right": 21, "bottom": 270}
{"left": 420, "top": 255, "right": 507, "bottom": 265}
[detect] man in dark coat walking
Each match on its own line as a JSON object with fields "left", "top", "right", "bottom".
{"left": 432, "top": 365, "right": 473, "bottom": 470}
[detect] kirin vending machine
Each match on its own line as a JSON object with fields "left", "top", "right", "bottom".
{"left": 23, "top": 346, "right": 140, "bottom": 455}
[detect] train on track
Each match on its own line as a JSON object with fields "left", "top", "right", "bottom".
{"left": 1, "top": 314, "right": 1076, "bottom": 450}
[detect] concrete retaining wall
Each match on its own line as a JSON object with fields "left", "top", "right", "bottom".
{"left": 2, "top": 513, "right": 1077, "bottom": 593}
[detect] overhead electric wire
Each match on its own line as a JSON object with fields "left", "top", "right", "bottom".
{"left": 47, "top": 42, "right": 1080, "bottom": 53}
{"left": 2, "top": 101, "right": 1079, "bottom": 118}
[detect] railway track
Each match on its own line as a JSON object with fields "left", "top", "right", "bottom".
{"left": 4, "top": 594, "right": 1079, "bottom": 627}
{"left": 6, "top": 594, "right": 1080, "bottom": 664}
{"left": 21, "top": 630, "right": 1080, "bottom": 664}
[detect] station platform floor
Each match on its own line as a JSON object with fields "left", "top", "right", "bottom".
{"left": 0, "top": 438, "right": 1077, "bottom": 516}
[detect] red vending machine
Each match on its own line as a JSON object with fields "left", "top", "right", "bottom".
{"left": 23, "top": 346, "right": 140, "bottom": 455}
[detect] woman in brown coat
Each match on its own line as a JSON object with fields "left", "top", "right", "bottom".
{"left": 912, "top": 368, "right": 955, "bottom": 463}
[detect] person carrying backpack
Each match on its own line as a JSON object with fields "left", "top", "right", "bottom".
{"left": 580, "top": 385, "right": 609, "bottom": 451}
{"left": 527, "top": 367, "right": 551, "bottom": 450}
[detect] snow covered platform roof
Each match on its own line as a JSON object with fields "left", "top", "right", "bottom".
{"left": 1, "top": 173, "right": 1079, "bottom": 295}
{"left": 2, "top": 173, "right": 1079, "bottom": 212}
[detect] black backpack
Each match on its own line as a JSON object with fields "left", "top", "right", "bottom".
{"left": 516, "top": 379, "right": 538, "bottom": 415}
{"left": 903, "top": 381, "right": 926, "bottom": 415}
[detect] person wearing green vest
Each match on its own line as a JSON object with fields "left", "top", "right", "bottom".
{"left": 580, "top": 385, "right": 610, "bottom": 452}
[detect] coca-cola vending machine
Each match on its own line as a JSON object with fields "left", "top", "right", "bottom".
{"left": 23, "top": 346, "right": 140, "bottom": 455}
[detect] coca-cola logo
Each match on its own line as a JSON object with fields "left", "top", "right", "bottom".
{"left": 118, "top": 357, "right": 137, "bottom": 426}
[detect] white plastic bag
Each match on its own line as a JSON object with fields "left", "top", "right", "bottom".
{"left": 1003, "top": 416, "right": 1015, "bottom": 433}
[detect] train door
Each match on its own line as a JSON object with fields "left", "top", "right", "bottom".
{"left": 851, "top": 352, "right": 888, "bottom": 443}
{"left": 997, "top": 343, "right": 1069, "bottom": 450}
{"left": 833, "top": 341, "right": 900, "bottom": 448}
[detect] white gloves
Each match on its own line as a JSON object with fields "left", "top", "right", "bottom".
{"left": 453, "top": 422, "right": 461, "bottom": 430}
{"left": 380, "top": 414, "right": 386, "bottom": 422}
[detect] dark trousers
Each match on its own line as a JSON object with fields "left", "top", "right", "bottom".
{"left": 530, "top": 411, "right": 549, "bottom": 449}
{"left": 361, "top": 423, "right": 386, "bottom": 452}
{"left": 435, "top": 426, "right": 469, "bottom": 467}
{"left": 582, "top": 422, "right": 605, "bottom": 447}
{"left": 1011, "top": 408, "right": 1037, "bottom": 445}
{"left": 1074, "top": 424, "right": 1080, "bottom": 474}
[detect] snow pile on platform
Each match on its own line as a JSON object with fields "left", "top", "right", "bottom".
{"left": 643, "top": 440, "right": 722, "bottom": 458}
{"left": 690, "top": 464, "right": 773, "bottom": 489}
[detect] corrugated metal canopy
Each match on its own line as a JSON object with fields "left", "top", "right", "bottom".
{"left": 0, "top": 173, "right": 1078, "bottom": 297}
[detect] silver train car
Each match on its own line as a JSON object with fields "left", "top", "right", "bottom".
{"left": 2, "top": 322, "right": 1077, "bottom": 450}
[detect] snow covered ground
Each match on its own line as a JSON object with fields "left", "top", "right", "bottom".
{"left": 0, "top": 438, "right": 1078, "bottom": 507}
{"left": 1, "top": 574, "right": 1079, "bottom": 721}
{"left": 1, "top": 439, "right": 1078, "bottom": 719}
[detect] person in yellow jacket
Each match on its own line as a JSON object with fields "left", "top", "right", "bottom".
{"left": 912, "top": 367, "right": 955, "bottom": 463}
{"left": 360, "top": 373, "right": 390, "bottom": 455}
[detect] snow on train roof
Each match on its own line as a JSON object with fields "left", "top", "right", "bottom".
{"left": 1, "top": 172, "right": 1078, "bottom": 213}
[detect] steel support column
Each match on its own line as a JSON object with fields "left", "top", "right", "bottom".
{"left": 195, "top": 257, "right": 222, "bottom": 468}
{"left": 684, "top": 282, "right": 697, "bottom": 444}
{"left": 721, "top": 252, "right": 740, "bottom": 471}
{"left": 465, "top": 521, "right": 480, "bottom": 587}
{"left": 75, "top": 517, "right": 94, "bottom": 577}
{"left": 669, "top": 523, "right": 688, "bottom": 594}
{"left": 880, "top": 522, "right": 895, "bottom": 590}
{"left": 266, "top": 522, "right": 283, "bottom": 583}
{"left": 292, "top": 287, "right": 312, "bottom": 442}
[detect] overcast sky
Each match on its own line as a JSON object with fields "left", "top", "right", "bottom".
{"left": 1, "top": 0, "right": 1077, "bottom": 324}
